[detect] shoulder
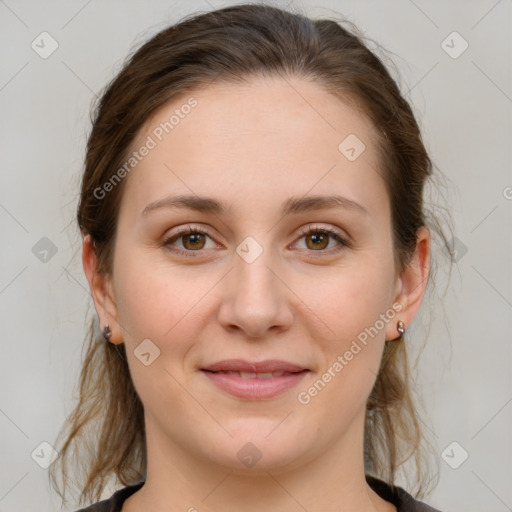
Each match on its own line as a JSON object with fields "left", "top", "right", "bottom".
{"left": 74, "top": 482, "right": 144, "bottom": 512}
{"left": 366, "top": 475, "right": 443, "bottom": 512}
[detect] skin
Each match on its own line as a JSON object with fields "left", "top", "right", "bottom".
{"left": 83, "top": 75, "right": 430, "bottom": 512}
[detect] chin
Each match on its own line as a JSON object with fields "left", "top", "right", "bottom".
{"left": 200, "top": 419, "right": 315, "bottom": 474}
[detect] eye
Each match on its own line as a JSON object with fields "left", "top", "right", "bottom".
{"left": 163, "top": 225, "right": 217, "bottom": 257}
{"left": 163, "top": 224, "right": 351, "bottom": 258}
{"left": 292, "top": 224, "right": 351, "bottom": 256}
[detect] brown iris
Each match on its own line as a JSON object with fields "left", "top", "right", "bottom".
{"left": 305, "top": 231, "right": 329, "bottom": 250}
{"left": 182, "top": 232, "right": 206, "bottom": 250}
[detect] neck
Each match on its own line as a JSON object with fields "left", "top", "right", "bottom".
{"left": 123, "top": 409, "right": 394, "bottom": 512}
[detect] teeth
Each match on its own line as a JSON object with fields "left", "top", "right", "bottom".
{"left": 221, "top": 371, "right": 287, "bottom": 378}
{"left": 253, "top": 372, "right": 276, "bottom": 379}
{"left": 240, "top": 371, "right": 257, "bottom": 379}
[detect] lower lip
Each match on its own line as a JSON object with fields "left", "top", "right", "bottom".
{"left": 201, "top": 370, "right": 309, "bottom": 399}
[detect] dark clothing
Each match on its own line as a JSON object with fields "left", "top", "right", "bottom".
{"left": 75, "top": 476, "right": 441, "bottom": 511}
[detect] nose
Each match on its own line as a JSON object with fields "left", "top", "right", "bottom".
{"left": 217, "top": 246, "right": 294, "bottom": 339}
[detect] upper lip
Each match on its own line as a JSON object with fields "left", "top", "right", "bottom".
{"left": 201, "top": 359, "right": 308, "bottom": 373}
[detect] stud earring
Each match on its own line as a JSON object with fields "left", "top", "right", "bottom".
{"left": 102, "top": 324, "right": 112, "bottom": 342}
{"left": 397, "top": 320, "right": 405, "bottom": 338}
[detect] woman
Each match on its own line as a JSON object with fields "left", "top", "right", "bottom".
{"left": 50, "top": 4, "right": 449, "bottom": 511}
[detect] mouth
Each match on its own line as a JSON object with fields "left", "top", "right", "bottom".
{"left": 200, "top": 359, "right": 310, "bottom": 399}
{"left": 203, "top": 370, "right": 301, "bottom": 379}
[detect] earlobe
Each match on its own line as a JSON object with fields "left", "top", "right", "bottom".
{"left": 82, "top": 235, "right": 123, "bottom": 344}
{"left": 385, "top": 226, "right": 431, "bottom": 341}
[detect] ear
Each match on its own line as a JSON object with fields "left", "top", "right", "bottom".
{"left": 82, "top": 234, "right": 123, "bottom": 344}
{"left": 385, "top": 226, "right": 431, "bottom": 341}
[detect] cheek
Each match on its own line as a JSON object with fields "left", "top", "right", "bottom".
{"left": 114, "top": 265, "right": 170, "bottom": 341}
{"left": 112, "top": 249, "right": 221, "bottom": 348}
{"left": 112, "top": 255, "right": 203, "bottom": 406}
{"left": 299, "top": 257, "right": 394, "bottom": 401}
{"left": 302, "top": 257, "right": 395, "bottom": 342}
{"left": 296, "top": 321, "right": 387, "bottom": 429}
{"left": 111, "top": 260, "right": 219, "bottom": 436}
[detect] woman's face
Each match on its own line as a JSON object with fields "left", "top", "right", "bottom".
{"left": 88, "top": 75, "right": 427, "bottom": 474}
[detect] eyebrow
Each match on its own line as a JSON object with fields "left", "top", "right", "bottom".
{"left": 141, "top": 194, "right": 369, "bottom": 217}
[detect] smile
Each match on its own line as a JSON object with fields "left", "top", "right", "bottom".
{"left": 201, "top": 368, "right": 309, "bottom": 399}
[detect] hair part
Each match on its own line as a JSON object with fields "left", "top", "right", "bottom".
{"left": 50, "top": 3, "right": 451, "bottom": 505}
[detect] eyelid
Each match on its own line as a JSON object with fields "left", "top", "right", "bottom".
{"left": 295, "top": 223, "right": 349, "bottom": 241}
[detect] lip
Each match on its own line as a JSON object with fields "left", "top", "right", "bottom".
{"left": 202, "top": 359, "right": 307, "bottom": 373}
{"left": 201, "top": 359, "right": 310, "bottom": 400}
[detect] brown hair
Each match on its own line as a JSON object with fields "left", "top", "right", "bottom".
{"left": 50, "top": 3, "right": 452, "bottom": 506}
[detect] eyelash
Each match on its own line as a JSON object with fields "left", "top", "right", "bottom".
{"left": 162, "top": 224, "right": 351, "bottom": 258}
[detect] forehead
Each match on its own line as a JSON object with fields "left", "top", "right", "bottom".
{"left": 121, "top": 75, "right": 386, "bottom": 219}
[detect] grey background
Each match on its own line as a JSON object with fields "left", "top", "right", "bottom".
{"left": 1, "top": 0, "right": 511, "bottom": 511}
